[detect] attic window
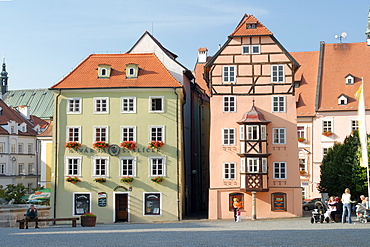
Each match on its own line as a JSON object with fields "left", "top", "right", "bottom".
{"left": 345, "top": 75, "right": 354, "bottom": 85}
{"left": 338, "top": 95, "right": 348, "bottom": 105}
{"left": 247, "top": 23, "right": 256, "bottom": 29}
{"left": 98, "top": 65, "right": 111, "bottom": 78}
{"left": 126, "top": 64, "right": 139, "bottom": 78}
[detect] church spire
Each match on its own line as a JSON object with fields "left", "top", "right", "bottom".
{"left": 366, "top": 7, "right": 370, "bottom": 45}
{"left": 0, "top": 56, "right": 9, "bottom": 95}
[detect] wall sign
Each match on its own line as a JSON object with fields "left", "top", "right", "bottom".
{"left": 272, "top": 193, "right": 286, "bottom": 211}
{"left": 98, "top": 192, "right": 107, "bottom": 207}
{"left": 69, "top": 144, "right": 160, "bottom": 156}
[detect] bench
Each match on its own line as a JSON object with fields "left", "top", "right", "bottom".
{"left": 16, "top": 217, "right": 79, "bottom": 229}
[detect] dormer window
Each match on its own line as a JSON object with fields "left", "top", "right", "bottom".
{"left": 98, "top": 65, "right": 112, "bottom": 78}
{"left": 126, "top": 64, "right": 139, "bottom": 78}
{"left": 20, "top": 123, "right": 27, "bottom": 133}
{"left": 246, "top": 23, "right": 256, "bottom": 29}
{"left": 338, "top": 94, "right": 348, "bottom": 105}
{"left": 345, "top": 74, "right": 354, "bottom": 85}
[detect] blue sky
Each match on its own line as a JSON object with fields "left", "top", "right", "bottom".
{"left": 0, "top": 0, "right": 369, "bottom": 90}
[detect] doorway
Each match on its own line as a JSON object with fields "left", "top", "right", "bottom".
{"left": 115, "top": 193, "right": 129, "bottom": 222}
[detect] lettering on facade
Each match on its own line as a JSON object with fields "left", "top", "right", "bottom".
{"left": 223, "top": 180, "right": 238, "bottom": 186}
{"left": 69, "top": 144, "right": 160, "bottom": 156}
{"left": 222, "top": 147, "right": 238, "bottom": 152}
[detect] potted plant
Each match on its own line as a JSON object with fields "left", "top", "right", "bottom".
{"left": 148, "top": 141, "right": 165, "bottom": 150}
{"left": 120, "top": 141, "right": 136, "bottom": 150}
{"left": 121, "top": 176, "right": 134, "bottom": 183}
{"left": 93, "top": 141, "right": 110, "bottom": 149}
{"left": 94, "top": 178, "right": 106, "bottom": 183}
{"left": 80, "top": 212, "right": 97, "bottom": 227}
{"left": 65, "top": 176, "right": 81, "bottom": 184}
{"left": 65, "top": 141, "right": 81, "bottom": 149}
{"left": 298, "top": 137, "right": 305, "bottom": 142}
{"left": 300, "top": 170, "right": 307, "bottom": 175}
{"left": 151, "top": 176, "right": 164, "bottom": 183}
{"left": 322, "top": 131, "right": 333, "bottom": 137}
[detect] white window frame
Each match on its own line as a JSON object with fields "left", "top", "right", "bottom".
{"left": 262, "top": 158, "right": 268, "bottom": 173}
{"left": 120, "top": 157, "right": 137, "bottom": 177}
{"left": 222, "top": 128, "right": 235, "bottom": 145}
{"left": 338, "top": 95, "right": 347, "bottom": 105}
{"left": 322, "top": 120, "right": 333, "bottom": 133}
{"left": 73, "top": 192, "right": 92, "bottom": 216}
{"left": 143, "top": 192, "right": 162, "bottom": 216}
{"left": 0, "top": 142, "right": 5, "bottom": 153}
{"left": 274, "top": 162, "right": 286, "bottom": 179}
{"left": 346, "top": 76, "right": 354, "bottom": 85}
{"left": 247, "top": 125, "right": 259, "bottom": 140}
{"left": 18, "top": 163, "right": 25, "bottom": 175}
{"left": 299, "top": 159, "right": 307, "bottom": 172}
{"left": 272, "top": 128, "right": 286, "bottom": 144}
{"left": 121, "top": 126, "right": 136, "bottom": 142}
{"left": 28, "top": 163, "right": 34, "bottom": 175}
{"left": 149, "top": 96, "right": 164, "bottom": 113}
{"left": 247, "top": 158, "right": 259, "bottom": 173}
{"left": 65, "top": 156, "right": 82, "bottom": 176}
{"left": 27, "top": 143, "right": 33, "bottom": 154}
{"left": 242, "top": 45, "right": 260, "bottom": 54}
{"left": 297, "top": 126, "right": 305, "bottom": 139}
{"left": 240, "top": 126, "right": 245, "bottom": 140}
{"left": 94, "top": 126, "right": 108, "bottom": 142}
{"left": 272, "top": 96, "right": 286, "bottom": 112}
{"left": 240, "top": 158, "right": 246, "bottom": 173}
{"left": 0, "top": 163, "right": 5, "bottom": 174}
{"left": 149, "top": 126, "right": 164, "bottom": 142}
{"left": 94, "top": 97, "right": 109, "bottom": 114}
{"left": 223, "top": 162, "right": 236, "bottom": 180}
{"left": 223, "top": 96, "right": 236, "bottom": 112}
{"left": 149, "top": 156, "right": 166, "bottom": 177}
{"left": 121, "top": 97, "right": 136, "bottom": 113}
{"left": 66, "top": 126, "right": 81, "bottom": 142}
{"left": 222, "top": 66, "right": 236, "bottom": 83}
{"left": 18, "top": 143, "right": 24, "bottom": 154}
{"left": 92, "top": 156, "right": 109, "bottom": 177}
{"left": 271, "top": 64, "right": 285, "bottom": 83}
{"left": 67, "top": 98, "right": 82, "bottom": 114}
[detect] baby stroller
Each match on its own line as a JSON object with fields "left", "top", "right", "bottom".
{"left": 356, "top": 203, "right": 369, "bottom": 224}
{"left": 311, "top": 201, "right": 329, "bottom": 223}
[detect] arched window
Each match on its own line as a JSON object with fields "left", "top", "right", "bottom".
{"left": 129, "top": 67, "right": 135, "bottom": 76}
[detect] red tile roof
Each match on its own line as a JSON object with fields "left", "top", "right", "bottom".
{"left": 30, "top": 115, "right": 49, "bottom": 129}
{"left": 51, "top": 53, "right": 182, "bottom": 89}
{"left": 38, "top": 121, "right": 52, "bottom": 137}
{"left": 230, "top": 14, "right": 273, "bottom": 37}
{"left": 291, "top": 51, "right": 320, "bottom": 117}
{"left": 318, "top": 42, "right": 370, "bottom": 111}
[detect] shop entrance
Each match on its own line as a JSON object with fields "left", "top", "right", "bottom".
{"left": 115, "top": 194, "right": 128, "bottom": 222}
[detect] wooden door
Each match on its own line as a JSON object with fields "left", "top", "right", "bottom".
{"left": 115, "top": 194, "right": 128, "bottom": 222}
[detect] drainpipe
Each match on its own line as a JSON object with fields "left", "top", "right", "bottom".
{"left": 174, "top": 87, "right": 181, "bottom": 221}
{"left": 53, "top": 89, "right": 61, "bottom": 221}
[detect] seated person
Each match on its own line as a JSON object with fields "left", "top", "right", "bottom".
{"left": 330, "top": 197, "right": 343, "bottom": 222}
{"left": 25, "top": 204, "right": 39, "bottom": 229}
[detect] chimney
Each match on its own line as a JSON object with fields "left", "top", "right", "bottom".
{"left": 18, "top": 105, "right": 30, "bottom": 119}
{"left": 197, "top": 47, "right": 208, "bottom": 63}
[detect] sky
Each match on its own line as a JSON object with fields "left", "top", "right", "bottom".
{"left": 0, "top": 0, "right": 369, "bottom": 90}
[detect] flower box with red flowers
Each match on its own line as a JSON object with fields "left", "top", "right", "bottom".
{"left": 322, "top": 131, "right": 333, "bottom": 137}
{"left": 120, "top": 141, "right": 137, "bottom": 150}
{"left": 65, "top": 176, "right": 81, "bottom": 184}
{"left": 65, "top": 141, "right": 81, "bottom": 149}
{"left": 94, "top": 178, "right": 106, "bottom": 183}
{"left": 298, "top": 137, "right": 305, "bottom": 142}
{"left": 148, "top": 141, "right": 165, "bottom": 150}
{"left": 151, "top": 176, "right": 164, "bottom": 183}
{"left": 121, "top": 176, "right": 134, "bottom": 183}
{"left": 93, "top": 141, "right": 110, "bottom": 149}
{"left": 300, "top": 170, "right": 307, "bottom": 175}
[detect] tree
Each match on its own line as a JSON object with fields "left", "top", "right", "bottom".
{"left": 319, "top": 131, "right": 368, "bottom": 199}
{"left": 3, "top": 184, "right": 27, "bottom": 204}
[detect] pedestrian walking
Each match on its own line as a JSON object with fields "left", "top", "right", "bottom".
{"left": 236, "top": 209, "right": 241, "bottom": 222}
{"left": 341, "top": 188, "right": 354, "bottom": 223}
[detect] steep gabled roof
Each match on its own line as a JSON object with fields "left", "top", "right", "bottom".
{"left": 291, "top": 51, "right": 320, "bottom": 117}
{"left": 50, "top": 53, "right": 182, "bottom": 89}
{"left": 230, "top": 14, "right": 273, "bottom": 37}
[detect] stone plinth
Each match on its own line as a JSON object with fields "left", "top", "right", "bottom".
{"left": 0, "top": 205, "right": 51, "bottom": 228}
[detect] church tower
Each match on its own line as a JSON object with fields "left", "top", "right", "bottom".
{"left": 366, "top": 8, "right": 370, "bottom": 45}
{"left": 0, "top": 57, "right": 8, "bottom": 95}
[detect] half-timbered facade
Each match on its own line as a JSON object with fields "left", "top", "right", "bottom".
{"left": 205, "top": 14, "right": 302, "bottom": 219}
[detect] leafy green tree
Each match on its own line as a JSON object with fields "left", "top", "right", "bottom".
{"left": 319, "top": 131, "right": 368, "bottom": 199}
{"left": 3, "top": 184, "right": 27, "bottom": 204}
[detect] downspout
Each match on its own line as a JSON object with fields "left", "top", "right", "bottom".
{"left": 174, "top": 87, "right": 181, "bottom": 221}
{"left": 53, "top": 89, "right": 61, "bottom": 221}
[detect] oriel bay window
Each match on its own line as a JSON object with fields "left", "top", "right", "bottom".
{"left": 144, "top": 193, "right": 161, "bottom": 215}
